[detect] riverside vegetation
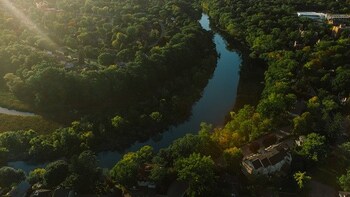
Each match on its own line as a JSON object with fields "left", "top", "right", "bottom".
{"left": 0, "top": 0, "right": 350, "bottom": 196}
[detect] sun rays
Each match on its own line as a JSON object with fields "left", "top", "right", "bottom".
{"left": 0, "top": 0, "right": 58, "bottom": 48}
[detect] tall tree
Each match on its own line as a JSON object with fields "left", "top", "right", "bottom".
{"left": 175, "top": 153, "right": 216, "bottom": 197}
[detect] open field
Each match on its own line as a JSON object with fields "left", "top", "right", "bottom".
{"left": 0, "top": 114, "right": 62, "bottom": 133}
{"left": 0, "top": 89, "right": 32, "bottom": 112}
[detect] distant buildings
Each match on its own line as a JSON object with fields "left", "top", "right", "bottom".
{"left": 297, "top": 12, "right": 350, "bottom": 38}
{"left": 339, "top": 191, "right": 350, "bottom": 197}
{"left": 297, "top": 12, "right": 327, "bottom": 20}
{"left": 326, "top": 14, "right": 350, "bottom": 25}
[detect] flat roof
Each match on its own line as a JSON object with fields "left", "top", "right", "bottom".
{"left": 297, "top": 12, "right": 326, "bottom": 17}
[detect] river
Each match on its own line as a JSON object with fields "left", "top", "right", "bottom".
{"left": 8, "top": 13, "right": 242, "bottom": 172}
{"left": 0, "top": 106, "right": 35, "bottom": 116}
{"left": 98, "top": 13, "right": 241, "bottom": 167}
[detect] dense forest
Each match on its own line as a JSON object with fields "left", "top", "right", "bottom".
{"left": 0, "top": 0, "right": 219, "bottom": 159}
{"left": 0, "top": 0, "right": 350, "bottom": 196}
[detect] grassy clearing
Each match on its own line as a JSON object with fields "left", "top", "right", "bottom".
{"left": 0, "top": 114, "right": 62, "bottom": 134}
{"left": 0, "top": 89, "right": 32, "bottom": 112}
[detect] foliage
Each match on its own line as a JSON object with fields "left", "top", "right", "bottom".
{"left": 63, "top": 151, "right": 101, "bottom": 193}
{"left": 294, "top": 171, "right": 311, "bottom": 189}
{"left": 27, "top": 168, "right": 46, "bottom": 185}
{"left": 338, "top": 169, "right": 350, "bottom": 192}
{"left": 0, "top": 167, "right": 25, "bottom": 188}
{"left": 110, "top": 146, "right": 153, "bottom": 187}
{"left": 223, "top": 147, "right": 243, "bottom": 173}
{"left": 175, "top": 153, "right": 216, "bottom": 197}
{"left": 44, "top": 160, "right": 69, "bottom": 188}
{"left": 298, "top": 133, "right": 327, "bottom": 162}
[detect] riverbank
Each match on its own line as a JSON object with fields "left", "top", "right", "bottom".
{"left": 208, "top": 23, "right": 266, "bottom": 112}
{"left": 96, "top": 13, "right": 242, "bottom": 168}
{"left": 8, "top": 13, "right": 243, "bottom": 171}
{"left": 0, "top": 114, "right": 62, "bottom": 133}
{"left": 0, "top": 89, "right": 32, "bottom": 112}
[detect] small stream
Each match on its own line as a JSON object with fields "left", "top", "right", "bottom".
{"left": 8, "top": 14, "right": 242, "bottom": 172}
{"left": 0, "top": 106, "right": 35, "bottom": 116}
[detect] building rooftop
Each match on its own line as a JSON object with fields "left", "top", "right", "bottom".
{"left": 326, "top": 14, "right": 350, "bottom": 20}
{"left": 243, "top": 141, "right": 291, "bottom": 169}
{"left": 297, "top": 12, "right": 326, "bottom": 17}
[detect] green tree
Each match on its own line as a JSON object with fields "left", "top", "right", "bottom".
{"left": 98, "top": 52, "right": 115, "bottom": 66}
{"left": 294, "top": 171, "right": 311, "bottom": 189}
{"left": 44, "top": 160, "right": 69, "bottom": 188}
{"left": 0, "top": 167, "right": 25, "bottom": 188}
{"left": 110, "top": 146, "right": 153, "bottom": 187}
{"left": 223, "top": 147, "right": 243, "bottom": 173}
{"left": 28, "top": 168, "right": 46, "bottom": 185}
{"left": 111, "top": 115, "right": 126, "bottom": 129}
{"left": 293, "top": 112, "right": 312, "bottom": 135}
{"left": 299, "top": 133, "right": 327, "bottom": 162}
{"left": 64, "top": 151, "right": 101, "bottom": 193}
{"left": 149, "top": 111, "right": 163, "bottom": 122}
{"left": 175, "top": 153, "right": 216, "bottom": 197}
{"left": 0, "top": 147, "right": 8, "bottom": 165}
{"left": 338, "top": 169, "right": 350, "bottom": 192}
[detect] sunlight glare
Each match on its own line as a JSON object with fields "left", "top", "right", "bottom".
{"left": 0, "top": 0, "right": 58, "bottom": 49}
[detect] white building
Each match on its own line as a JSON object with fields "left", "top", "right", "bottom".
{"left": 297, "top": 12, "right": 327, "bottom": 20}
{"left": 242, "top": 142, "right": 292, "bottom": 176}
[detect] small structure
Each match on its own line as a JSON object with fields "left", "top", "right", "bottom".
{"left": 30, "top": 189, "right": 52, "bottom": 197}
{"left": 297, "top": 12, "right": 326, "bottom": 20}
{"left": 242, "top": 141, "right": 292, "bottom": 176}
{"left": 332, "top": 24, "right": 350, "bottom": 37}
{"left": 294, "top": 41, "right": 305, "bottom": 49}
{"left": 295, "top": 136, "right": 306, "bottom": 146}
{"left": 339, "top": 191, "right": 350, "bottom": 197}
{"left": 326, "top": 14, "right": 350, "bottom": 25}
{"left": 137, "top": 163, "right": 156, "bottom": 189}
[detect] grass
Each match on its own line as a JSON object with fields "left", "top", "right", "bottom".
{"left": 0, "top": 88, "right": 63, "bottom": 133}
{"left": 0, "top": 89, "right": 32, "bottom": 112}
{"left": 0, "top": 114, "right": 62, "bottom": 134}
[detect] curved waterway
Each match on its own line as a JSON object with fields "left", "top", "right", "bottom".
{"left": 0, "top": 106, "right": 35, "bottom": 116}
{"left": 97, "top": 14, "right": 241, "bottom": 168}
{"left": 8, "top": 14, "right": 242, "bottom": 172}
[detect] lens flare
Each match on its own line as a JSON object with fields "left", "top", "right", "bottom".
{"left": 0, "top": 0, "right": 58, "bottom": 48}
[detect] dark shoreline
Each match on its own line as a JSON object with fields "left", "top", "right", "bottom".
{"left": 207, "top": 21, "right": 267, "bottom": 123}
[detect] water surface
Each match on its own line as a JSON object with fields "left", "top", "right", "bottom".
{"left": 9, "top": 14, "right": 242, "bottom": 171}
{"left": 0, "top": 106, "right": 35, "bottom": 116}
{"left": 97, "top": 14, "right": 241, "bottom": 168}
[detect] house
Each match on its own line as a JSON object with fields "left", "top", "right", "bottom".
{"left": 293, "top": 41, "right": 305, "bottom": 49}
{"left": 339, "top": 191, "right": 350, "bottom": 197}
{"left": 295, "top": 135, "right": 306, "bottom": 146}
{"left": 242, "top": 141, "right": 292, "bottom": 176}
{"left": 326, "top": 14, "right": 350, "bottom": 25}
{"left": 137, "top": 163, "right": 156, "bottom": 189}
{"left": 30, "top": 189, "right": 52, "bottom": 197}
{"left": 297, "top": 12, "right": 326, "bottom": 20}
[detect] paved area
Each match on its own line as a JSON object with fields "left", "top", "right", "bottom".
{"left": 167, "top": 181, "right": 188, "bottom": 197}
{"left": 309, "top": 180, "right": 337, "bottom": 197}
